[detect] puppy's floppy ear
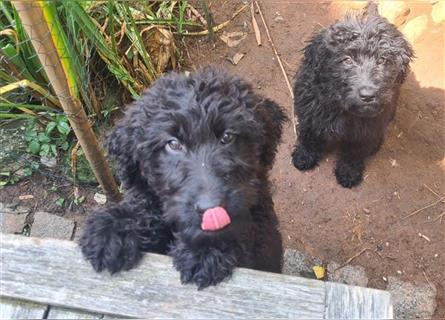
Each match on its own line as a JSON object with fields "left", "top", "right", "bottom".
{"left": 106, "top": 109, "right": 144, "bottom": 189}
{"left": 395, "top": 39, "right": 414, "bottom": 83}
{"left": 253, "top": 98, "right": 288, "bottom": 168}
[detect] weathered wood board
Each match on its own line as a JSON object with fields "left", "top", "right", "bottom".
{"left": 0, "top": 298, "right": 47, "bottom": 319}
{"left": 0, "top": 233, "right": 393, "bottom": 319}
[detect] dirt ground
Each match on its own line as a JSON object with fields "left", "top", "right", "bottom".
{"left": 1, "top": 0, "right": 444, "bottom": 317}
{"left": 186, "top": 1, "right": 444, "bottom": 317}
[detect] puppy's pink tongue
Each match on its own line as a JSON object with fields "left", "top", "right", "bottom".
{"left": 201, "top": 207, "right": 231, "bottom": 231}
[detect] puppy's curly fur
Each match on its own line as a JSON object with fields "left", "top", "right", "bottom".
{"left": 291, "top": 3, "right": 413, "bottom": 188}
{"left": 79, "top": 67, "right": 287, "bottom": 289}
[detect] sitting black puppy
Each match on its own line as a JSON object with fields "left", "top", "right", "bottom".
{"left": 79, "top": 67, "right": 287, "bottom": 289}
{"left": 291, "top": 2, "right": 413, "bottom": 188}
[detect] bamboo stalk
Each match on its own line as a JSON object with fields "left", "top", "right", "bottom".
{"left": 13, "top": 1, "right": 121, "bottom": 202}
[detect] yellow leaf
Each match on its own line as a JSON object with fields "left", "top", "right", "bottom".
{"left": 313, "top": 265, "right": 326, "bottom": 280}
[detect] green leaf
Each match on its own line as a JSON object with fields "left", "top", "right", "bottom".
{"left": 0, "top": 171, "right": 11, "bottom": 177}
{"left": 29, "top": 140, "right": 40, "bottom": 154}
{"left": 24, "top": 130, "right": 37, "bottom": 142}
{"left": 22, "top": 167, "right": 33, "bottom": 177}
{"left": 74, "top": 195, "right": 85, "bottom": 205}
{"left": 38, "top": 132, "right": 51, "bottom": 143}
{"left": 46, "top": 121, "right": 57, "bottom": 134}
{"left": 61, "top": 141, "right": 69, "bottom": 151}
{"left": 50, "top": 144, "right": 57, "bottom": 157}
{"left": 55, "top": 198, "right": 65, "bottom": 207}
{"left": 57, "top": 121, "right": 71, "bottom": 135}
{"left": 40, "top": 143, "right": 50, "bottom": 156}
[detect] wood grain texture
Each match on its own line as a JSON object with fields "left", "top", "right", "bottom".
{"left": 0, "top": 234, "right": 393, "bottom": 319}
{"left": 0, "top": 298, "right": 47, "bottom": 319}
{"left": 47, "top": 306, "right": 103, "bottom": 319}
{"left": 325, "top": 282, "right": 393, "bottom": 319}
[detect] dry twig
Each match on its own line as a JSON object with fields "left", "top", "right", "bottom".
{"left": 402, "top": 197, "right": 445, "bottom": 220}
{"left": 341, "top": 248, "right": 372, "bottom": 267}
{"left": 188, "top": 4, "right": 208, "bottom": 26}
{"left": 184, "top": 4, "right": 248, "bottom": 36}
{"left": 424, "top": 184, "right": 443, "bottom": 198}
{"left": 254, "top": 1, "right": 296, "bottom": 135}
{"left": 250, "top": 3, "right": 262, "bottom": 46}
{"left": 422, "top": 269, "right": 435, "bottom": 290}
{"left": 433, "top": 211, "right": 445, "bottom": 223}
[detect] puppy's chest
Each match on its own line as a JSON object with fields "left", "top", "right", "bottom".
{"left": 317, "top": 114, "right": 386, "bottom": 141}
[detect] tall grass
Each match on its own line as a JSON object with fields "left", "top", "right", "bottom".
{"left": 1, "top": 0, "right": 199, "bottom": 123}
{"left": 1, "top": 0, "right": 207, "bottom": 184}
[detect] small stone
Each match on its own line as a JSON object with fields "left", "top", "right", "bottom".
{"left": 274, "top": 15, "right": 284, "bottom": 23}
{"left": 387, "top": 276, "right": 437, "bottom": 319}
{"left": 30, "top": 212, "right": 75, "bottom": 240}
{"left": 0, "top": 202, "right": 30, "bottom": 215}
{"left": 40, "top": 156, "right": 57, "bottom": 168}
{"left": 0, "top": 212, "right": 27, "bottom": 234}
{"left": 282, "top": 249, "right": 323, "bottom": 279}
{"left": 327, "top": 262, "right": 369, "bottom": 287}
{"left": 397, "top": 270, "right": 402, "bottom": 275}
{"left": 363, "top": 208, "right": 371, "bottom": 214}
{"left": 383, "top": 276, "right": 388, "bottom": 282}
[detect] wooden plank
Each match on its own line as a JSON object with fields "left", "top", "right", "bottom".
{"left": 0, "top": 233, "right": 393, "bottom": 319}
{"left": 0, "top": 234, "right": 325, "bottom": 318}
{"left": 325, "top": 282, "right": 393, "bottom": 319}
{"left": 47, "top": 306, "right": 103, "bottom": 319}
{"left": 0, "top": 297, "right": 47, "bottom": 319}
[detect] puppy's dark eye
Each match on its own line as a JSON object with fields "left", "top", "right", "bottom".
{"left": 220, "top": 132, "right": 235, "bottom": 145}
{"left": 166, "top": 138, "right": 184, "bottom": 152}
{"left": 377, "top": 57, "right": 386, "bottom": 65}
{"left": 343, "top": 57, "right": 353, "bottom": 65}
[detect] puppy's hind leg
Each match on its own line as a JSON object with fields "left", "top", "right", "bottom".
{"left": 79, "top": 192, "right": 172, "bottom": 274}
{"left": 292, "top": 125, "right": 324, "bottom": 171}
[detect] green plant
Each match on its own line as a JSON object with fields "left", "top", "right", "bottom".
{"left": 24, "top": 114, "right": 71, "bottom": 158}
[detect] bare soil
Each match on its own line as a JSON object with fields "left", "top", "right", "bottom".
{"left": 1, "top": 1, "right": 443, "bottom": 317}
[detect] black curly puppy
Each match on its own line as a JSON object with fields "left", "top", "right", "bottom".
{"left": 79, "top": 67, "right": 286, "bottom": 289}
{"left": 291, "top": 2, "right": 413, "bottom": 188}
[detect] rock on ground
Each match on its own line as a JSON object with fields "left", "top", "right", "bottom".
{"left": 30, "top": 211, "right": 75, "bottom": 240}
{"left": 327, "top": 261, "right": 369, "bottom": 287}
{"left": 0, "top": 212, "right": 27, "bottom": 234}
{"left": 0, "top": 202, "right": 30, "bottom": 234}
{"left": 387, "top": 276, "right": 437, "bottom": 319}
{"left": 282, "top": 248, "right": 323, "bottom": 278}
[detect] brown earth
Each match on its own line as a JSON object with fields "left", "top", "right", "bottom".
{"left": 187, "top": 1, "right": 444, "bottom": 317}
{"left": 1, "top": 0, "right": 443, "bottom": 317}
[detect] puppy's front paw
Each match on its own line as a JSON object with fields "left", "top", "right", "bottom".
{"left": 79, "top": 211, "right": 142, "bottom": 274}
{"left": 292, "top": 145, "right": 320, "bottom": 171}
{"left": 171, "top": 245, "right": 236, "bottom": 289}
{"left": 335, "top": 160, "right": 364, "bottom": 188}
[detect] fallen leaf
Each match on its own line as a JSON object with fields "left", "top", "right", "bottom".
{"left": 313, "top": 265, "right": 326, "bottom": 279}
{"left": 432, "top": 1, "right": 445, "bottom": 24}
{"left": 18, "top": 194, "right": 34, "bottom": 200}
{"left": 229, "top": 52, "right": 245, "bottom": 65}
{"left": 94, "top": 192, "right": 107, "bottom": 205}
{"left": 402, "top": 15, "right": 428, "bottom": 44}
{"left": 219, "top": 31, "right": 247, "bottom": 47}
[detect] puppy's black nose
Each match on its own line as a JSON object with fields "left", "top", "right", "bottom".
{"left": 195, "top": 195, "right": 221, "bottom": 214}
{"left": 358, "top": 86, "right": 377, "bottom": 102}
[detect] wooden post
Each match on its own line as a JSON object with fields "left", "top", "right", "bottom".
{"left": 12, "top": 1, "right": 121, "bottom": 201}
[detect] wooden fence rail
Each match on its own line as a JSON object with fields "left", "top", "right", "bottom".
{"left": 0, "top": 233, "right": 393, "bottom": 319}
